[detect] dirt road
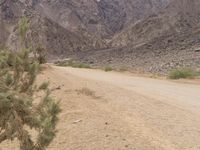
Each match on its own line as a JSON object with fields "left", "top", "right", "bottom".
{"left": 1, "top": 66, "right": 200, "bottom": 150}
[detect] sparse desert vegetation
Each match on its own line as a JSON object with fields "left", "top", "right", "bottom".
{"left": 104, "top": 66, "right": 113, "bottom": 72}
{"left": 119, "top": 67, "right": 128, "bottom": 72}
{"left": 0, "top": 18, "right": 60, "bottom": 150}
{"left": 76, "top": 87, "right": 97, "bottom": 98}
{"left": 55, "top": 60, "right": 91, "bottom": 69}
{"left": 169, "top": 68, "right": 198, "bottom": 79}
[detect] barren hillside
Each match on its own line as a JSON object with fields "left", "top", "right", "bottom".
{"left": 0, "top": 0, "right": 170, "bottom": 55}
{"left": 73, "top": 0, "right": 200, "bottom": 74}
{"left": 111, "top": 0, "right": 200, "bottom": 47}
{"left": 0, "top": 0, "right": 200, "bottom": 73}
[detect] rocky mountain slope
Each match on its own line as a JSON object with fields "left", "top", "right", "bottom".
{"left": 0, "top": 0, "right": 170, "bottom": 55}
{"left": 73, "top": 0, "right": 200, "bottom": 74}
{"left": 34, "top": 0, "right": 170, "bottom": 37}
{"left": 0, "top": 0, "right": 108, "bottom": 57}
{"left": 1, "top": 0, "right": 200, "bottom": 73}
{"left": 111, "top": 0, "right": 200, "bottom": 47}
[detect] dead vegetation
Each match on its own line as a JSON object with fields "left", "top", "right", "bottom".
{"left": 169, "top": 68, "right": 199, "bottom": 79}
{"left": 55, "top": 59, "right": 91, "bottom": 69}
{"left": 76, "top": 87, "right": 99, "bottom": 99}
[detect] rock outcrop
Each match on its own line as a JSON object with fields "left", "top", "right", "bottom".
{"left": 1, "top": 0, "right": 200, "bottom": 73}
{"left": 0, "top": 0, "right": 170, "bottom": 55}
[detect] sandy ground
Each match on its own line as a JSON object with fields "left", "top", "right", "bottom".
{"left": 1, "top": 65, "right": 200, "bottom": 150}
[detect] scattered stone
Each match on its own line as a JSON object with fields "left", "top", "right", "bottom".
{"left": 73, "top": 119, "right": 82, "bottom": 124}
{"left": 125, "top": 145, "right": 129, "bottom": 148}
{"left": 195, "top": 48, "right": 200, "bottom": 52}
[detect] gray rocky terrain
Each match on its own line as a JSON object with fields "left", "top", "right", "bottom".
{"left": 0, "top": 0, "right": 200, "bottom": 73}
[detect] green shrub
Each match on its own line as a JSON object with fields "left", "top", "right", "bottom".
{"left": 0, "top": 49, "right": 61, "bottom": 150}
{"left": 104, "top": 66, "right": 113, "bottom": 72}
{"left": 0, "top": 17, "right": 61, "bottom": 150}
{"left": 169, "top": 68, "right": 197, "bottom": 79}
{"left": 72, "top": 63, "right": 91, "bottom": 68}
{"left": 119, "top": 67, "right": 128, "bottom": 72}
{"left": 55, "top": 60, "right": 91, "bottom": 69}
{"left": 54, "top": 60, "right": 68, "bottom": 66}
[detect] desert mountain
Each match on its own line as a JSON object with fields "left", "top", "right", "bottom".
{"left": 72, "top": 0, "right": 200, "bottom": 73}
{"left": 1, "top": 0, "right": 170, "bottom": 55}
{"left": 111, "top": 0, "right": 200, "bottom": 47}
{"left": 34, "top": 0, "right": 170, "bottom": 36}
{"left": 0, "top": 0, "right": 200, "bottom": 73}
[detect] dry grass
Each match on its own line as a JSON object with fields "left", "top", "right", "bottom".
{"left": 76, "top": 87, "right": 98, "bottom": 99}
{"left": 169, "top": 68, "right": 198, "bottom": 79}
{"left": 55, "top": 60, "right": 91, "bottom": 69}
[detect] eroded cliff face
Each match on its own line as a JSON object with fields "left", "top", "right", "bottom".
{"left": 75, "top": 0, "right": 200, "bottom": 73}
{"left": 1, "top": 0, "right": 200, "bottom": 66}
{"left": 34, "top": 0, "right": 170, "bottom": 36}
{"left": 0, "top": 0, "right": 108, "bottom": 57}
{"left": 0, "top": 0, "right": 171, "bottom": 56}
{"left": 111, "top": 0, "right": 200, "bottom": 47}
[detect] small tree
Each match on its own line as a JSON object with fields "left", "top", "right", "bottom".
{"left": 0, "top": 17, "right": 61, "bottom": 150}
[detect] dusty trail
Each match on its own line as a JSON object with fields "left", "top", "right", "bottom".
{"left": 1, "top": 66, "right": 200, "bottom": 150}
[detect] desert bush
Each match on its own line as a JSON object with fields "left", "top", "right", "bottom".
{"left": 76, "top": 87, "right": 100, "bottom": 99}
{"left": 0, "top": 49, "right": 61, "bottom": 150}
{"left": 169, "top": 68, "right": 197, "bottom": 79}
{"left": 72, "top": 62, "right": 91, "bottom": 68}
{"left": 55, "top": 60, "right": 91, "bottom": 69}
{"left": 119, "top": 67, "right": 128, "bottom": 72}
{"left": 54, "top": 59, "right": 68, "bottom": 66}
{"left": 76, "top": 87, "right": 95, "bottom": 97}
{"left": 104, "top": 66, "right": 113, "bottom": 72}
{"left": 0, "top": 17, "right": 60, "bottom": 150}
{"left": 19, "top": 17, "right": 29, "bottom": 47}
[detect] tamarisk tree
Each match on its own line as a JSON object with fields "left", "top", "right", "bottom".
{"left": 0, "top": 17, "right": 61, "bottom": 150}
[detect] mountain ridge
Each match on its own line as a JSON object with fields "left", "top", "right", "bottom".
{"left": 0, "top": 0, "right": 200, "bottom": 73}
